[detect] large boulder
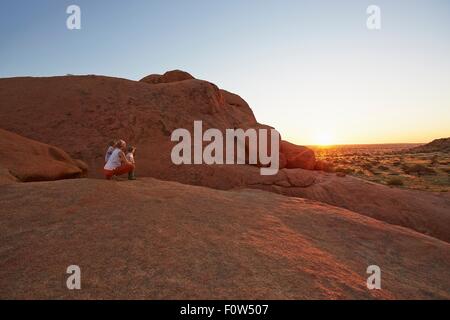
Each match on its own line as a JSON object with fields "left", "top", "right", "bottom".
{"left": 0, "top": 128, "right": 87, "bottom": 182}
{"left": 0, "top": 73, "right": 278, "bottom": 183}
{"left": 280, "top": 140, "right": 316, "bottom": 169}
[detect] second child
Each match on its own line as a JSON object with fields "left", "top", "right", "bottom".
{"left": 126, "top": 145, "right": 137, "bottom": 180}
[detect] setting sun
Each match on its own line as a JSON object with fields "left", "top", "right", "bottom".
{"left": 314, "top": 132, "right": 335, "bottom": 146}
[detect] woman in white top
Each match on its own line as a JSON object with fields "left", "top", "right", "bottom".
{"left": 104, "top": 140, "right": 116, "bottom": 163}
{"left": 103, "top": 140, "right": 135, "bottom": 180}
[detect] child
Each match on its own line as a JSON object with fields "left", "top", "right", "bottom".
{"left": 126, "top": 145, "right": 137, "bottom": 180}
{"left": 104, "top": 140, "right": 117, "bottom": 164}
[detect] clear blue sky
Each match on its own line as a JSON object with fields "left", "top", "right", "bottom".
{"left": 1, "top": 0, "right": 450, "bottom": 144}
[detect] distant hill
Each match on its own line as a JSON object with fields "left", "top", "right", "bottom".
{"left": 409, "top": 138, "right": 450, "bottom": 153}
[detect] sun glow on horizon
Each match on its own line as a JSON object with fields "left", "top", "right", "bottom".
{"left": 313, "top": 131, "right": 335, "bottom": 146}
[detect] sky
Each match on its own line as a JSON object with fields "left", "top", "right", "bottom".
{"left": 1, "top": 0, "right": 449, "bottom": 145}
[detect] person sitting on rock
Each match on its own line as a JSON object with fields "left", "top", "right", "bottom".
{"left": 104, "top": 140, "right": 117, "bottom": 164}
{"left": 103, "top": 139, "right": 135, "bottom": 180}
{"left": 126, "top": 145, "right": 137, "bottom": 180}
